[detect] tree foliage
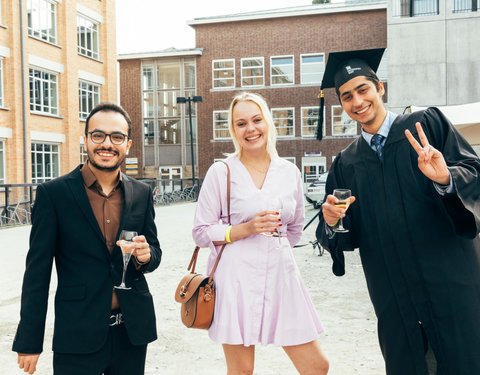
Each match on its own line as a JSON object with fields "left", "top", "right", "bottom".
{"left": 312, "top": 0, "right": 331, "bottom": 4}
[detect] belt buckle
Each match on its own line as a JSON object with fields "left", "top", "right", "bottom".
{"left": 109, "top": 312, "right": 123, "bottom": 326}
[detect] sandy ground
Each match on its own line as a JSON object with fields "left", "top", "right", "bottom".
{"left": 0, "top": 202, "right": 385, "bottom": 375}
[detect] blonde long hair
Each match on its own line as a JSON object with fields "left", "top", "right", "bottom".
{"left": 227, "top": 92, "right": 278, "bottom": 159}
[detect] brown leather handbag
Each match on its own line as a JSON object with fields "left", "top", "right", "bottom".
{"left": 174, "top": 162, "right": 231, "bottom": 329}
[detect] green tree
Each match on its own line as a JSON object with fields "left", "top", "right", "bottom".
{"left": 312, "top": 0, "right": 331, "bottom": 4}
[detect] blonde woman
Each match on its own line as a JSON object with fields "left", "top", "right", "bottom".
{"left": 193, "top": 92, "right": 329, "bottom": 374}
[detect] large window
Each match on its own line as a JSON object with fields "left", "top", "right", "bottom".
{"left": 29, "top": 68, "right": 58, "bottom": 115}
{"left": 77, "top": 14, "right": 99, "bottom": 59}
{"left": 213, "top": 111, "right": 229, "bottom": 140}
{"left": 212, "top": 59, "right": 235, "bottom": 88}
{"left": 31, "top": 143, "right": 59, "bottom": 183}
{"left": 241, "top": 57, "right": 264, "bottom": 87}
{"left": 79, "top": 80, "right": 100, "bottom": 120}
{"left": 142, "top": 59, "right": 197, "bottom": 166}
{"left": 271, "top": 56, "right": 294, "bottom": 85}
{"left": 301, "top": 107, "right": 324, "bottom": 138}
{"left": 27, "top": 0, "right": 57, "bottom": 44}
{"left": 332, "top": 105, "right": 357, "bottom": 137}
{"left": 159, "top": 118, "right": 181, "bottom": 144}
{"left": 0, "top": 140, "right": 5, "bottom": 184}
{"left": 301, "top": 54, "right": 325, "bottom": 84}
{"left": 392, "top": 0, "right": 439, "bottom": 16}
{"left": 453, "top": 0, "right": 478, "bottom": 12}
{"left": 272, "top": 108, "right": 294, "bottom": 138}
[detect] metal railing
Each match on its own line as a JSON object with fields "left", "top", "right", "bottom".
{"left": 145, "top": 178, "right": 204, "bottom": 206}
{"left": 392, "top": 0, "right": 439, "bottom": 17}
{"left": 0, "top": 178, "right": 204, "bottom": 228}
{"left": 453, "top": 0, "right": 478, "bottom": 12}
{"left": 0, "top": 183, "right": 38, "bottom": 227}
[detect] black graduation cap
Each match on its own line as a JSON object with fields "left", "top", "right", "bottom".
{"left": 316, "top": 48, "right": 385, "bottom": 141}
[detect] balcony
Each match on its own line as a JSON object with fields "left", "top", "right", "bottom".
{"left": 453, "top": 0, "right": 478, "bottom": 13}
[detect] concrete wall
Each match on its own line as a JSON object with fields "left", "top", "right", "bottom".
{"left": 388, "top": 0, "right": 480, "bottom": 113}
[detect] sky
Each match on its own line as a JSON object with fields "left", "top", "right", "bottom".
{"left": 115, "top": 0, "right": 317, "bottom": 54}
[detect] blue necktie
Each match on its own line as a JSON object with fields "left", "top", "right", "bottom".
{"left": 371, "top": 134, "right": 385, "bottom": 161}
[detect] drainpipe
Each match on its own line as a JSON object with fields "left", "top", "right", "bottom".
{"left": 19, "top": 0, "right": 28, "bottom": 184}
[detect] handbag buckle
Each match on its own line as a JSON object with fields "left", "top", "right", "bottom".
{"left": 180, "top": 285, "right": 187, "bottom": 298}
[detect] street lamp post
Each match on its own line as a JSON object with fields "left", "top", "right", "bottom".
{"left": 176, "top": 95, "right": 202, "bottom": 194}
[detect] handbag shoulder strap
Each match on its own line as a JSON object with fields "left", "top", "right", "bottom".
{"left": 219, "top": 160, "right": 231, "bottom": 225}
{"left": 207, "top": 161, "right": 231, "bottom": 281}
{"left": 188, "top": 161, "right": 231, "bottom": 278}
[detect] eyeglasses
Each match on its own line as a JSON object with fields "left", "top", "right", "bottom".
{"left": 87, "top": 130, "right": 129, "bottom": 145}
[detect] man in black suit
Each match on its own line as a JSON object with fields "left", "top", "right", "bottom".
{"left": 13, "top": 103, "right": 162, "bottom": 374}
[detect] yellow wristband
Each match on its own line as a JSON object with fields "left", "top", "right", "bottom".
{"left": 225, "top": 225, "right": 233, "bottom": 243}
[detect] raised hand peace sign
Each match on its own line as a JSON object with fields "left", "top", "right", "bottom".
{"left": 405, "top": 122, "right": 450, "bottom": 185}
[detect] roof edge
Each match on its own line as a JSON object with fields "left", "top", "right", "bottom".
{"left": 187, "top": 3, "right": 386, "bottom": 26}
{"left": 118, "top": 48, "right": 203, "bottom": 61}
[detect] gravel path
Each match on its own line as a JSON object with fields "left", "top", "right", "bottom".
{"left": 0, "top": 202, "right": 385, "bottom": 375}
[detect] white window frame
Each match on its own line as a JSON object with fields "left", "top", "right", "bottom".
{"left": 78, "top": 80, "right": 100, "bottom": 121}
{"left": 272, "top": 107, "right": 295, "bottom": 138}
{"left": 300, "top": 53, "right": 325, "bottom": 85}
{"left": 77, "top": 14, "right": 99, "bottom": 60}
{"left": 213, "top": 110, "right": 230, "bottom": 140}
{"left": 27, "top": 0, "right": 57, "bottom": 44}
{"left": 270, "top": 55, "right": 294, "bottom": 86}
{"left": 301, "top": 106, "right": 325, "bottom": 138}
{"left": 241, "top": 57, "right": 264, "bottom": 87}
{"left": 80, "top": 143, "right": 87, "bottom": 164}
{"left": 142, "top": 66, "right": 154, "bottom": 90}
{"left": 31, "top": 142, "right": 60, "bottom": 183}
{"left": 212, "top": 59, "right": 235, "bottom": 89}
{"left": 331, "top": 105, "right": 358, "bottom": 137}
{"left": 0, "top": 139, "right": 5, "bottom": 184}
{"left": 29, "top": 67, "right": 59, "bottom": 115}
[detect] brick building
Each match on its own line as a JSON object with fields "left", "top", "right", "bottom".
{"left": 0, "top": 0, "right": 117, "bottom": 185}
{"left": 191, "top": 1, "right": 387, "bottom": 189}
{"left": 118, "top": 1, "right": 387, "bottom": 190}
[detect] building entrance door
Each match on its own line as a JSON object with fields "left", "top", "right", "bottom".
{"left": 301, "top": 156, "right": 326, "bottom": 193}
{"left": 159, "top": 166, "right": 182, "bottom": 192}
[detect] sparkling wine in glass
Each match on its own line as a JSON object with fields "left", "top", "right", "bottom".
{"left": 261, "top": 197, "right": 283, "bottom": 242}
{"left": 333, "top": 189, "right": 351, "bottom": 233}
{"left": 115, "top": 230, "right": 137, "bottom": 290}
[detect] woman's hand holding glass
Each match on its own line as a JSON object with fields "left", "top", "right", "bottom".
{"left": 247, "top": 209, "right": 282, "bottom": 237}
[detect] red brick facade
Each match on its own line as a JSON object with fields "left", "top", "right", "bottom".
{"left": 118, "top": 59, "right": 143, "bottom": 172}
{"left": 192, "top": 8, "right": 386, "bottom": 177}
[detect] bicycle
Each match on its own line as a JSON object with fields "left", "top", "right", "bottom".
{"left": 294, "top": 239, "right": 325, "bottom": 256}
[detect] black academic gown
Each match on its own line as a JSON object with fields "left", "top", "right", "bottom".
{"left": 317, "top": 107, "right": 480, "bottom": 375}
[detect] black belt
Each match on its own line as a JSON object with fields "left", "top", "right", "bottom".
{"left": 109, "top": 311, "right": 124, "bottom": 326}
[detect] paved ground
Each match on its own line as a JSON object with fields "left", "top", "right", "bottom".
{"left": 0, "top": 202, "right": 385, "bottom": 375}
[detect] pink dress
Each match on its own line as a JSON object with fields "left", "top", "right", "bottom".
{"left": 192, "top": 156, "right": 324, "bottom": 346}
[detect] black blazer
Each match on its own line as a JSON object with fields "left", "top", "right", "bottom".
{"left": 12, "top": 165, "right": 162, "bottom": 355}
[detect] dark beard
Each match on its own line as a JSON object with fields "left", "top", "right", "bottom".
{"left": 87, "top": 152, "right": 126, "bottom": 171}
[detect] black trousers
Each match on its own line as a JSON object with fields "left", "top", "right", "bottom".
{"left": 53, "top": 323, "right": 147, "bottom": 375}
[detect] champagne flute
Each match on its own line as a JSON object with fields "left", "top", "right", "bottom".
{"left": 261, "top": 197, "right": 282, "bottom": 243}
{"left": 115, "top": 230, "right": 137, "bottom": 290}
{"left": 333, "top": 189, "right": 351, "bottom": 233}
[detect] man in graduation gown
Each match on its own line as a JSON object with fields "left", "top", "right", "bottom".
{"left": 316, "top": 48, "right": 480, "bottom": 375}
